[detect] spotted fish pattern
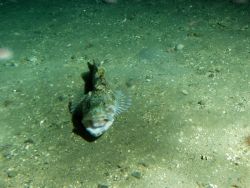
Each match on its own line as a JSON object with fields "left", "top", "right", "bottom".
{"left": 71, "top": 61, "right": 130, "bottom": 137}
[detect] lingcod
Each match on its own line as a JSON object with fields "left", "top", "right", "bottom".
{"left": 70, "top": 60, "right": 130, "bottom": 137}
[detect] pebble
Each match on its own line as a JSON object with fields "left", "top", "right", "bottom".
{"left": 4, "top": 62, "right": 18, "bottom": 67}
{"left": 6, "top": 170, "right": 18, "bottom": 178}
{"left": 27, "top": 56, "right": 38, "bottom": 63}
{"left": 175, "top": 44, "right": 184, "bottom": 51}
{"left": 131, "top": 171, "right": 142, "bottom": 179}
{"left": 24, "top": 138, "right": 35, "bottom": 144}
{"left": 97, "top": 184, "right": 108, "bottom": 188}
{"left": 181, "top": 89, "right": 189, "bottom": 95}
{"left": 198, "top": 100, "right": 205, "bottom": 106}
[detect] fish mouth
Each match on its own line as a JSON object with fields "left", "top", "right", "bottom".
{"left": 86, "top": 125, "right": 109, "bottom": 137}
{"left": 84, "top": 119, "right": 114, "bottom": 137}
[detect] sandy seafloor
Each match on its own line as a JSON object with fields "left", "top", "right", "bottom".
{"left": 0, "top": 0, "right": 250, "bottom": 187}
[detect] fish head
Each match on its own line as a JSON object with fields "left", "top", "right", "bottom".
{"left": 82, "top": 107, "right": 115, "bottom": 137}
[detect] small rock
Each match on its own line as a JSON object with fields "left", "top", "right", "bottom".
{"left": 27, "top": 56, "right": 38, "bottom": 63}
{"left": 70, "top": 55, "right": 76, "bottom": 60}
{"left": 24, "top": 138, "right": 34, "bottom": 144}
{"left": 198, "top": 100, "right": 205, "bottom": 106}
{"left": 6, "top": 170, "right": 18, "bottom": 178}
{"left": 48, "top": 146, "right": 55, "bottom": 151}
{"left": 4, "top": 62, "right": 18, "bottom": 67}
{"left": 145, "top": 75, "right": 152, "bottom": 82}
{"left": 181, "top": 89, "right": 189, "bottom": 95}
{"left": 97, "top": 184, "right": 108, "bottom": 188}
{"left": 175, "top": 44, "right": 184, "bottom": 51}
{"left": 131, "top": 171, "right": 142, "bottom": 179}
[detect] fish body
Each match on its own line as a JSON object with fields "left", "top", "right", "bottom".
{"left": 71, "top": 61, "right": 130, "bottom": 137}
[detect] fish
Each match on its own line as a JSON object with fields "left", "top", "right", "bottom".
{"left": 70, "top": 60, "right": 131, "bottom": 138}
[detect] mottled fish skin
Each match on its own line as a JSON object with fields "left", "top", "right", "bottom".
{"left": 73, "top": 61, "right": 130, "bottom": 137}
{"left": 82, "top": 90, "right": 117, "bottom": 137}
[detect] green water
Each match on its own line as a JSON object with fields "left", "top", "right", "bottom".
{"left": 0, "top": 0, "right": 250, "bottom": 187}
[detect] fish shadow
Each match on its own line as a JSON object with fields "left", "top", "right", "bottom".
{"left": 69, "top": 102, "right": 101, "bottom": 142}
